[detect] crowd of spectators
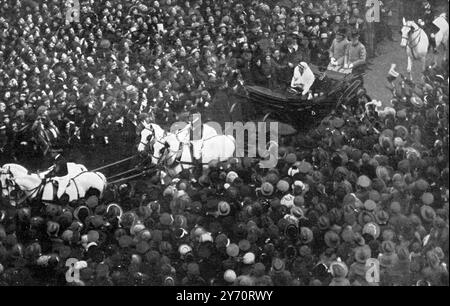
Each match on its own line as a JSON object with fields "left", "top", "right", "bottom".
{"left": 0, "top": 0, "right": 449, "bottom": 286}
{"left": 1, "top": 0, "right": 396, "bottom": 162}
{"left": 1, "top": 60, "right": 448, "bottom": 286}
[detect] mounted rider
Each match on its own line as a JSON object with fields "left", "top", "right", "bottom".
{"left": 418, "top": 0, "right": 440, "bottom": 52}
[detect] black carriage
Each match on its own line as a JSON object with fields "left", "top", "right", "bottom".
{"left": 242, "top": 65, "right": 366, "bottom": 129}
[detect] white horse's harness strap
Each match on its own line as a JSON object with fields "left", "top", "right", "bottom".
{"left": 403, "top": 26, "right": 422, "bottom": 60}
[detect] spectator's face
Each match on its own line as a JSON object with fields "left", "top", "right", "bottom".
{"left": 335, "top": 16, "right": 341, "bottom": 23}
{"left": 299, "top": 17, "right": 305, "bottom": 25}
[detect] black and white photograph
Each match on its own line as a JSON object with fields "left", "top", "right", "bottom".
{"left": 0, "top": 0, "right": 448, "bottom": 291}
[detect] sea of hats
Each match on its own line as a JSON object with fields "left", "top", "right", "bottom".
{"left": 0, "top": 0, "right": 449, "bottom": 286}
{"left": 1, "top": 0, "right": 376, "bottom": 163}
{"left": 1, "top": 58, "right": 449, "bottom": 286}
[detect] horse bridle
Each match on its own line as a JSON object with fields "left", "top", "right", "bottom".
{"left": 0, "top": 170, "right": 42, "bottom": 205}
{"left": 402, "top": 25, "right": 422, "bottom": 50}
{"left": 140, "top": 125, "right": 192, "bottom": 166}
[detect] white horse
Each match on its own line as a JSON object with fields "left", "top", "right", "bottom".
{"left": 137, "top": 122, "right": 166, "bottom": 153}
{"left": 401, "top": 16, "right": 449, "bottom": 78}
{"left": 1, "top": 162, "right": 88, "bottom": 198}
{"left": 6, "top": 171, "right": 107, "bottom": 206}
{"left": 152, "top": 131, "right": 236, "bottom": 175}
{"left": 400, "top": 19, "right": 429, "bottom": 77}
{"left": 137, "top": 120, "right": 220, "bottom": 154}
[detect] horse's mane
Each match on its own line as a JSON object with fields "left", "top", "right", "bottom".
{"left": 406, "top": 20, "right": 419, "bottom": 29}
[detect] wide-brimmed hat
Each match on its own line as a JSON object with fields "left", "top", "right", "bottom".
{"left": 280, "top": 194, "right": 295, "bottom": 208}
{"left": 260, "top": 182, "right": 274, "bottom": 196}
{"left": 218, "top": 201, "right": 231, "bottom": 216}
{"left": 362, "top": 222, "right": 380, "bottom": 239}
{"left": 324, "top": 230, "right": 340, "bottom": 248}
{"left": 410, "top": 95, "right": 424, "bottom": 108}
{"left": 329, "top": 258, "right": 348, "bottom": 278}
{"left": 300, "top": 227, "right": 314, "bottom": 244}
{"left": 421, "top": 205, "right": 436, "bottom": 223}
{"left": 354, "top": 246, "right": 371, "bottom": 263}
{"left": 376, "top": 166, "right": 391, "bottom": 182}
{"left": 358, "top": 209, "right": 376, "bottom": 225}
{"left": 357, "top": 175, "right": 371, "bottom": 188}
{"left": 375, "top": 210, "right": 389, "bottom": 225}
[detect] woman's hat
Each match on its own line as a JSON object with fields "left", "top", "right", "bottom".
{"left": 226, "top": 243, "right": 239, "bottom": 257}
{"left": 260, "top": 182, "right": 274, "bottom": 196}
{"left": 218, "top": 201, "right": 231, "bottom": 216}
{"left": 354, "top": 246, "right": 371, "bottom": 263}
{"left": 243, "top": 252, "right": 255, "bottom": 264}
{"left": 421, "top": 205, "right": 436, "bottom": 223}
{"left": 224, "top": 269, "right": 236, "bottom": 283}
{"left": 375, "top": 210, "right": 389, "bottom": 225}
{"left": 329, "top": 258, "right": 348, "bottom": 278}
{"left": 357, "top": 175, "right": 371, "bottom": 188}
{"left": 324, "top": 230, "right": 340, "bottom": 249}
{"left": 300, "top": 227, "right": 314, "bottom": 244}
{"left": 362, "top": 222, "right": 380, "bottom": 239}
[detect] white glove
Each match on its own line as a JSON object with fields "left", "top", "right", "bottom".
{"left": 349, "top": 63, "right": 354, "bottom": 69}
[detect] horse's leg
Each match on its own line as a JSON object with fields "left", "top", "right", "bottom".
{"left": 422, "top": 55, "right": 428, "bottom": 73}
{"left": 407, "top": 55, "right": 413, "bottom": 80}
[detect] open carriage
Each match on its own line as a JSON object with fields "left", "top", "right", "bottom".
{"left": 242, "top": 64, "right": 366, "bottom": 129}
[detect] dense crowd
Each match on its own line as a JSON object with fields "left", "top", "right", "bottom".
{"left": 1, "top": 0, "right": 449, "bottom": 286}
{"left": 1, "top": 59, "right": 449, "bottom": 286}
{"left": 0, "top": 0, "right": 398, "bottom": 161}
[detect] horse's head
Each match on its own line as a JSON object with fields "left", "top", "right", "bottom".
{"left": 400, "top": 18, "right": 418, "bottom": 47}
{"left": 0, "top": 174, "right": 23, "bottom": 204}
{"left": 152, "top": 133, "right": 180, "bottom": 167}
{"left": 0, "top": 166, "right": 15, "bottom": 198}
{"left": 138, "top": 124, "right": 155, "bottom": 153}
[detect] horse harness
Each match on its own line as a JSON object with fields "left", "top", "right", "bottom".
{"left": 403, "top": 25, "right": 424, "bottom": 60}
{"left": 5, "top": 173, "right": 83, "bottom": 206}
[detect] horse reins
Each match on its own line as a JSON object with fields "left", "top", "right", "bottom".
{"left": 403, "top": 25, "right": 423, "bottom": 60}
